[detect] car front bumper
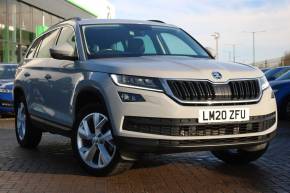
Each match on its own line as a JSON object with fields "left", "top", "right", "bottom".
{"left": 100, "top": 77, "right": 277, "bottom": 153}
{"left": 116, "top": 130, "right": 276, "bottom": 153}
{"left": 0, "top": 93, "right": 14, "bottom": 114}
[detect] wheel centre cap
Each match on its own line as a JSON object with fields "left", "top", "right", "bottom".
{"left": 92, "top": 136, "right": 99, "bottom": 143}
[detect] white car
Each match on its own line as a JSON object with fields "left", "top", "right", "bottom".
{"left": 14, "top": 18, "right": 277, "bottom": 176}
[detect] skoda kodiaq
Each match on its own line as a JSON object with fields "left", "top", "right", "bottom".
{"left": 14, "top": 18, "right": 277, "bottom": 176}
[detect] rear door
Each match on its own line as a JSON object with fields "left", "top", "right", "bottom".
{"left": 25, "top": 29, "right": 61, "bottom": 119}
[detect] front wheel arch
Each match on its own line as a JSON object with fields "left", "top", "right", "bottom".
{"left": 13, "top": 86, "right": 26, "bottom": 110}
{"left": 73, "top": 86, "right": 108, "bottom": 122}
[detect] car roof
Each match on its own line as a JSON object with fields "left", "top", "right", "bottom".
{"left": 0, "top": 63, "right": 18, "bottom": 66}
{"left": 274, "top": 66, "right": 290, "bottom": 69}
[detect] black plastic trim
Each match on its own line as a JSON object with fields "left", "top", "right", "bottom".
{"left": 116, "top": 131, "right": 276, "bottom": 154}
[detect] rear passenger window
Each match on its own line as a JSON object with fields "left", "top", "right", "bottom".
{"left": 37, "top": 29, "right": 60, "bottom": 58}
{"left": 26, "top": 38, "right": 41, "bottom": 59}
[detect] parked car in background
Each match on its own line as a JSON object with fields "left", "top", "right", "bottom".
{"left": 0, "top": 64, "right": 17, "bottom": 115}
{"left": 265, "top": 66, "right": 290, "bottom": 81}
{"left": 270, "top": 71, "right": 290, "bottom": 119}
{"left": 261, "top": 67, "right": 271, "bottom": 73}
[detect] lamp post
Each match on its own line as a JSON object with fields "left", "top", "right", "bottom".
{"left": 226, "top": 44, "right": 237, "bottom": 63}
{"left": 211, "top": 32, "right": 220, "bottom": 60}
{"left": 243, "top": 30, "right": 266, "bottom": 65}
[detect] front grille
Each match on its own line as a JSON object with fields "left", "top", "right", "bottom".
{"left": 123, "top": 112, "right": 276, "bottom": 137}
{"left": 0, "top": 99, "right": 13, "bottom": 108}
{"left": 167, "top": 79, "right": 260, "bottom": 102}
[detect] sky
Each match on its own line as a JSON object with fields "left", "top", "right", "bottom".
{"left": 108, "top": 0, "right": 290, "bottom": 64}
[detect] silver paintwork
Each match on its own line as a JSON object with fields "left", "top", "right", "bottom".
{"left": 14, "top": 19, "right": 277, "bottom": 147}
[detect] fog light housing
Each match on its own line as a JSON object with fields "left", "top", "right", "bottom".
{"left": 118, "top": 92, "right": 145, "bottom": 102}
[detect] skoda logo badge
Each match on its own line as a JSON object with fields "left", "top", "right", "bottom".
{"left": 212, "top": 71, "right": 222, "bottom": 80}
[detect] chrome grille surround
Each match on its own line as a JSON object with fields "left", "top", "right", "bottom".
{"left": 161, "top": 78, "right": 263, "bottom": 105}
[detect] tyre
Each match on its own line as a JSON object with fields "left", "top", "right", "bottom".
{"left": 15, "top": 96, "right": 42, "bottom": 148}
{"left": 211, "top": 144, "right": 268, "bottom": 164}
{"left": 72, "top": 104, "right": 133, "bottom": 176}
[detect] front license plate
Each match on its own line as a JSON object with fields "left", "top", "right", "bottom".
{"left": 198, "top": 108, "right": 250, "bottom": 123}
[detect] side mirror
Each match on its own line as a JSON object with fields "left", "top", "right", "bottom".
{"left": 50, "top": 43, "right": 78, "bottom": 61}
{"left": 205, "top": 47, "right": 217, "bottom": 59}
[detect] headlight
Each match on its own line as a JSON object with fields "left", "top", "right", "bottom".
{"left": 259, "top": 76, "right": 269, "bottom": 91}
{"left": 111, "top": 74, "right": 163, "bottom": 92}
{"left": 0, "top": 88, "right": 12, "bottom": 93}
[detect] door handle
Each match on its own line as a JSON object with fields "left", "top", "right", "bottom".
{"left": 45, "top": 74, "right": 52, "bottom": 80}
{"left": 24, "top": 72, "right": 30, "bottom": 77}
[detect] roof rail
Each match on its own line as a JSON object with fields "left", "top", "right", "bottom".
{"left": 48, "top": 17, "right": 82, "bottom": 29}
{"left": 148, "top": 20, "right": 165, "bottom": 23}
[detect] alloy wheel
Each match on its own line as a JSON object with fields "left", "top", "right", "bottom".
{"left": 17, "top": 102, "right": 26, "bottom": 141}
{"left": 77, "top": 112, "right": 116, "bottom": 169}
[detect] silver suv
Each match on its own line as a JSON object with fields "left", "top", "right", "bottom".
{"left": 14, "top": 18, "right": 277, "bottom": 176}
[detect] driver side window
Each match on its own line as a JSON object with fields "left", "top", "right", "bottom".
{"left": 36, "top": 29, "right": 60, "bottom": 58}
{"left": 56, "top": 26, "right": 76, "bottom": 50}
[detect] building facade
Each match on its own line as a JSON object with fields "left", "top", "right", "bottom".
{"left": 0, "top": 0, "right": 98, "bottom": 64}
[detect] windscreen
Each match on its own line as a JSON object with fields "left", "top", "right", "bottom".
{"left": 265, "top": 67, "right": 290, "bottom": 80}
{"left": 276, "top": 71, "right": 290, "bottom": 81}
{"left": 82, "top": 24, "right": 210, "bottom": 59}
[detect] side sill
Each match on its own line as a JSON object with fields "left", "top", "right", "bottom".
{"left": 30, "top": 115, "right": 72, "bottom": 137}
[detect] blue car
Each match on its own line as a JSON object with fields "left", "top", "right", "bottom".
{"left": 270, "top": 71, "right": 290, "bottom": 119}
{"left": 0, "top": 64, "right": 17, "bottom": 115}
{"left": 265, "top": 66, "right": 290, "bottom": 81}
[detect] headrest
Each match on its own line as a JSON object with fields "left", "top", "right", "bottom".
{"left": 127, "top": 38, "right": 145, "bottom": 54}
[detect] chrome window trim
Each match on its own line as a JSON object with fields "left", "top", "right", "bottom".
{"left": 160, "top": 77, "right": 263, "bottom": 105}
{"left": 56, "top": 25, "right": 80, "bottom": 60}
{"left": 24, "top": 26, "right": 62, "bottom": 59}
{"left": 24, "top": 24, "right": 80, "bottom": 60}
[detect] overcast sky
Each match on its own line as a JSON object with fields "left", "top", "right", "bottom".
{"left": 109, "top": 0, "right": 290, "bottom": 64}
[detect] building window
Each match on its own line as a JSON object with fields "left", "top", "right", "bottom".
{"left": 0, "top": 0, "right": 7, "bottom": 40}
{"left": 0, "top": 0, "right": 63, "bottom": 63}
